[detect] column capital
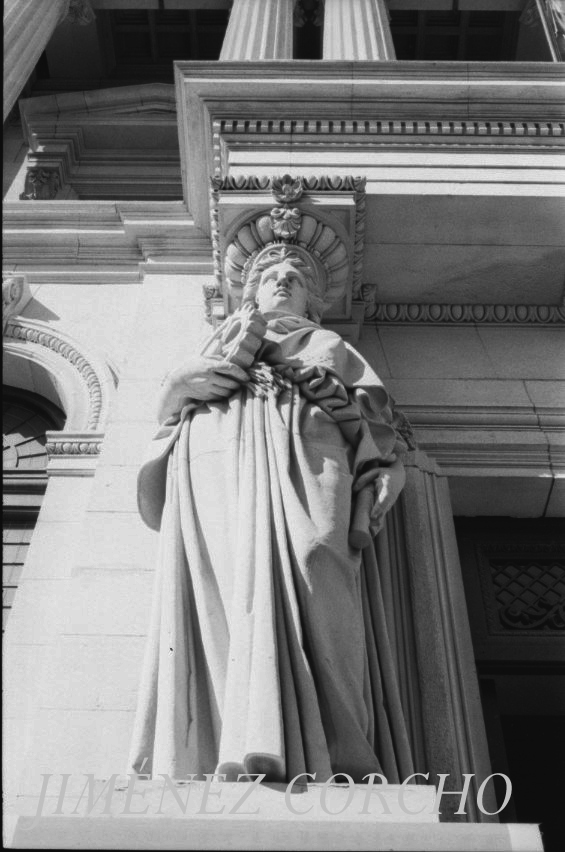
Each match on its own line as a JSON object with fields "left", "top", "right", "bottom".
{"left": 60, "top": 0, "right": 96, "bottom": 26}
{"left": 403, "top": 449, "right": 442, "bottom": 476}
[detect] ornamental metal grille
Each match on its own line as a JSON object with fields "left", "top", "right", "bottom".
{"left": 489, "top": 558, "right": 565, "bottom": 631}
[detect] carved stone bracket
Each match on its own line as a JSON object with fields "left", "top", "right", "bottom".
{"left": 210, "top": 174, "right": 366, "bottom": 327}
{"left": 19, "top": 167, "right": 61, "bottom": 201}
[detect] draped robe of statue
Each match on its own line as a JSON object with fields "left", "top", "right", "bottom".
{"left": 129, "top": 312, "right": 415, "bottom": 784}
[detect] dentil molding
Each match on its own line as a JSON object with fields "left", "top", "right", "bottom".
{"left": 176, "top": 60, "right": 565, "bottom": 231}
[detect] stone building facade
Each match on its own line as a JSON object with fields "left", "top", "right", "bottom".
{"left": 3, "top": 1, "right": 564, "bottom": 849}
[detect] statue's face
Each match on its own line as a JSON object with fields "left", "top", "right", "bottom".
{"left": 256, "top": 259, "right": 309, "bottom": 317}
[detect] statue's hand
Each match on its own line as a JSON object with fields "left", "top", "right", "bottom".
{"left": 349, "top": 459, "right": 406, "bottom": 549}
{"left": 158, "top": 356, "right": 249, "bottom": 422}
{"left": 370, "top": 458, "right": 406, "bottom": 535}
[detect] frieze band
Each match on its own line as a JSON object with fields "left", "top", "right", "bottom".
{"left": 368, "top": 303, "right": 565, "bottom": 325}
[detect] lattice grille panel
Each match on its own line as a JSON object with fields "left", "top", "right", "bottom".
{"left": 490, "top": 558, "right": 565, "bottom": 631}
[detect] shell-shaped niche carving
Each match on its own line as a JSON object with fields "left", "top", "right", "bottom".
{"left": 224, "top": 211, "right": 349, "bottom": 311}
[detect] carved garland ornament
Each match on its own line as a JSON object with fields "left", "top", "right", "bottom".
{"left": 368, "top": 303, "right": 565, "bottom": 325}
{"left": 45, "top": 436, "right": 102, "bottom": 456}
{"left": 62, "top": 0, "right": 96, "bottom": 26}
{"left": 4, "top": 321, "right": 105, "bottom": 433}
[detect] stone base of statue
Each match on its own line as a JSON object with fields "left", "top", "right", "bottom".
{"left": 6, "top": 780, "right": 542, "bottom": 850}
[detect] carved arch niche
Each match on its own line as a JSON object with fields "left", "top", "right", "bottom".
{"left": 3, "top": 315, "right": 116, "bottom": 475}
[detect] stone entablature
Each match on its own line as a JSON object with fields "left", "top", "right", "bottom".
{"left": 15, "top": 85, "right": 182, "bottom": 202}
{"left": 176, "top": 60, "right": 565, "bottom": 226}
{"left": 2, "top": 200, "right": 212, "bottom": 275}
{"left": 177, "top": 60, "right": 565, "bottom": 308}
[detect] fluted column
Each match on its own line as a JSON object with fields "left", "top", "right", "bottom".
{"left": 323, "top": 0, "right": 396, "bottom": 60}
{"left": 3, "top": 0, "right": 68, "bottom": 122}
{"left": 220, "top": 0, "right": 294, "bottom": 60}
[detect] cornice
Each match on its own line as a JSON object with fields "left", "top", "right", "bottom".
{"left": 396, "top": 390, "right": 565, "bottom": 475}
{"left": 426, "top": 445, "right": 563, "bottom": 474}
{"left": 406, "top": 405, "right": 565, "bottom": 435}
{"left": 2, "top": 201, "right": 213, "bottom": 271}
{"left": 176, "top": 60, "right": 565, "bottom": 89}
{"left": 176, "top": 60, "right": 565, "bottom": 231}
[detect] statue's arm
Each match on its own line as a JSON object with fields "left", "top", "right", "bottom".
{"left": 157, "top": 356, "right": 249, "bottom": 423}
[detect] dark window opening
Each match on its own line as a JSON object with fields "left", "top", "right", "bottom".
{"left": 294, "top": 22, "right": 322, "bottom": 59}
{"left": 108, "top": 9, "right": 229, "bottom": 78}
{"left": 389, "top": 10, "right": 520, "bottom": 62}
{"left": 3, "top": 387, "right": 66, "bottom": 630}
{"left": 455, "top": 517, "right": 565, "bottom": 852}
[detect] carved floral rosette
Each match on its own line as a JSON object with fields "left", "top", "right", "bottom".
{"left": 210, "top": 174, "right": 366, "bottom": 320}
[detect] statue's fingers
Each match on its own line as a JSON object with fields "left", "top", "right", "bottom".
{"left": 210, "top": 375, "right": 240, "bottom": 392}
{"left": 214, "top": 362, "right": 250, "bottom": 383}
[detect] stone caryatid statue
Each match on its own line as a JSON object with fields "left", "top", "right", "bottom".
{"left": 130, "top": 235, "right": 414, "bottom": 784}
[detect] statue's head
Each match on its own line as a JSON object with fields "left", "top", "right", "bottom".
{"left": 242, "top": 245, "right": 325, "bottom": 323}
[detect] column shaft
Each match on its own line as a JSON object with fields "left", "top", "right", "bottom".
{"left": 3, "top": 0, "right": 68, "bottom": 122}
{"left": 323, "top": 0, "right": 396, "bottom": 60}
{"left": 377, "top": 451, "right": 495, "bottom": 821}
{"left": 220, "top": 0, "right": 294, "bottom": 60}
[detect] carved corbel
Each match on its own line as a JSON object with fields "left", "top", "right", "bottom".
{"left": 210, "top": 174, "right": 367, "bottom": 338}
{"left": 19, "top": 167, "right": 61, "bottom": 201}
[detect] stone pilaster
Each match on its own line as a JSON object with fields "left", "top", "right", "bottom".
{"left": 322, "top": 0, "right": 395, "bottom": 60}
{"left": 220, "top": 0, "right": 294, "bottom": 60}
{"left": 3, "top": 0, "right": 67, "bottom": 122}
{"left": 376, "top": 450, "right": 495, "bottom": 822}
